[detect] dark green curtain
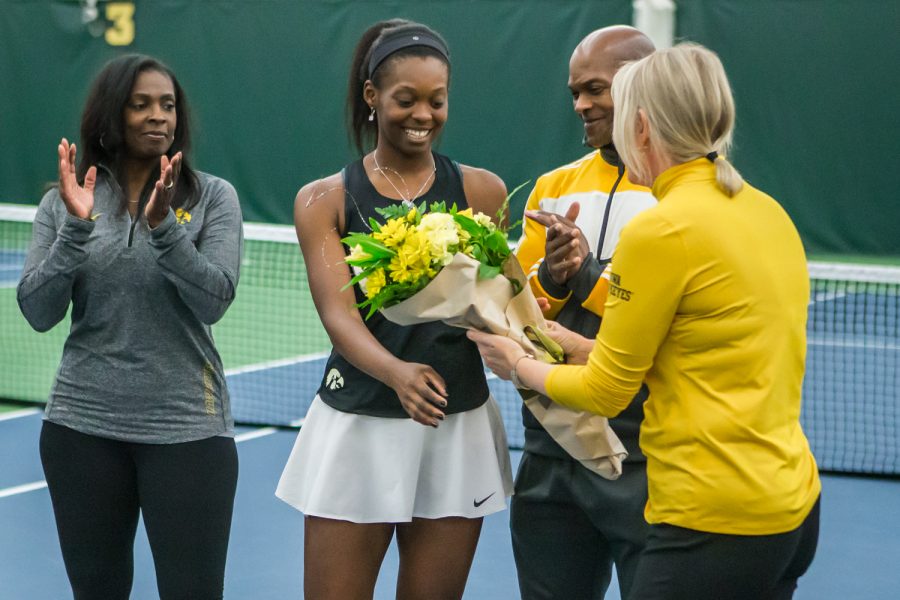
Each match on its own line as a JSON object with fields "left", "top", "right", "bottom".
{"left": 0, "top": 0, "right": 632, "bottom": 228}
{"left": 3, "top": 1, "right": 897, "bottom": 256}
{"left": 676, "top": 0, "right": 900, "bottom": 256}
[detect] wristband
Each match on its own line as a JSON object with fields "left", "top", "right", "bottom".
{"left": 509, "top": 353, "right": 535, "bottom": 389}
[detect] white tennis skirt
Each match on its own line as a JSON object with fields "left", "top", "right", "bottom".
{"left": 275, "top": 395, "right": 514, "bottom": 523}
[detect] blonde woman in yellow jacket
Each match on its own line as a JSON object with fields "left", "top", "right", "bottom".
{"left": 469, "top": 43, "right": 820, "bottom": 600}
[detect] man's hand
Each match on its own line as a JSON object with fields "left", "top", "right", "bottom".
{"left": 526, "top": 202, "right": 590, "bottom": 286}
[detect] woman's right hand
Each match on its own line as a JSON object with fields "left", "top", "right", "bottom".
{"left": 57, "top": 138, "right": 96, "bottom": 220}
{"left": 544, "top": 320, "right": 594, "bottom": 365}
{"left": 387, "top": 362, "right": 448, "bottom": 427}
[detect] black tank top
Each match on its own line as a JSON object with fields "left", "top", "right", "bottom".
{"left": 317, "top": 152, "right": 490, "bottom": 418}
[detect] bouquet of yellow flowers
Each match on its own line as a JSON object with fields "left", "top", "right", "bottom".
{"left": 342, "top": 200, "right": 515, "bottom": 314}
{"left": 342, "top": 197, "right": 563, "bottom": 364}
{"left": 341, "top": 198, "right": 627, "bottom": 479}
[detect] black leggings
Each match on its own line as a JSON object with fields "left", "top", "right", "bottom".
{"left": 40, "top": 421, "right": 239, "bottom": 600}
{"left": 627, "top": 497, "right": 820, "bottom": 600}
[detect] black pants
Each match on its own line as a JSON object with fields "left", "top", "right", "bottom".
{"left": 627, "top": 497, "right": 821, "bottom": 600}
{"left": 511, "top": 452, "right": 650, "bottom": 599}
{"left": 40, "top": 421, "right": 239, "bottom": 600}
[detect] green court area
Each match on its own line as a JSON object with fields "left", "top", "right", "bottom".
{"left": 2, "top": 231, "right": 331, "bottom": 405}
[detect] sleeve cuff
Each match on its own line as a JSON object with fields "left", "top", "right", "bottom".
{"left": 149, "top": 209, "right": 178, "bottom": 239}
{"left": 60, "top": 212, "right": 96, "bottom": 243}
{"left": 537, "top": 260, "right": 570, "bottom": 300}
{"left": 566, "top": 253, "right": 606, "bottom": 302}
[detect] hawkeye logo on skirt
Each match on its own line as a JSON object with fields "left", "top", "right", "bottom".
{"left": 325, "top": 368, "right": 344, "bottom": 390}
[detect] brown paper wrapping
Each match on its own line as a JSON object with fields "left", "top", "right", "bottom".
{"left": 381, "top": 253, "right": 626, "bottom": 479}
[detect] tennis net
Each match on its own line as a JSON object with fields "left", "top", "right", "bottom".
{"left": 2, "top": 204, "right": 898, "bottom": 474}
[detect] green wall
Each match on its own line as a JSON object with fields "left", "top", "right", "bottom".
{"left": 0, "top": 0, "right": 630, "bottom": 229}
{"left": 2, "top": 0, "right": 898, "bottom": 255}
{"left": 676, "top": 0, "right": 900, "bottom": 256}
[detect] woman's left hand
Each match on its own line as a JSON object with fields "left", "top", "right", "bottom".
{"left": 145, "top": 152, "right": 182, "bottom": 228}
{"left": 466, "top": 330, "right": 527, "bottom": 381}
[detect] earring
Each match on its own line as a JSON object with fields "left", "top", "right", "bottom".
{"left": 368, "top": 107, "right": 376, "bottom": 122}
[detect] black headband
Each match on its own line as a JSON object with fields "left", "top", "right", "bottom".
{"left": 367, "top": 28, "right": 450, "bottom": 79}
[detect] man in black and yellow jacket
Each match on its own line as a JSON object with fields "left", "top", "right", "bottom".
{"left": 512, "top": 26, "right": 656, "bottom": 600}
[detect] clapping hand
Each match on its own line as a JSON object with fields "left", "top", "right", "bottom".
{"left": 526, "top": 202, "right": 590, "bottom": 286}
{"left": 145, "top": 152, "right": 182, "bottom": 228}
{"left": 57, "top": 138, "right": 96, "bottom": 220}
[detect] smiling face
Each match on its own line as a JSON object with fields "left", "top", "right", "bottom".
{"left": 366, "top": 55, "right": 449, "bottom": 157}
{"left": 122, "top": 69, "right": 177, "bottom": 161}
{"left": 568, "top": 44, "right": 618, "bottom": 149}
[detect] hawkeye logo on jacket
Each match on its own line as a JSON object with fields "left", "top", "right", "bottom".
{"left": 608, "top": 272, "right": 632, "bottom": 301}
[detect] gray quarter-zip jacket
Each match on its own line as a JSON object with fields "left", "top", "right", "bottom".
{"left": 17, "top": 169, "right": 243, "bottom": 443}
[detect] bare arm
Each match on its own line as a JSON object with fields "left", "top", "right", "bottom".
{"left": 460, "top": 164, "right": 508, "bottom": 226}
{"left": 295, "top": 175, "right": 447, "bottom": 427}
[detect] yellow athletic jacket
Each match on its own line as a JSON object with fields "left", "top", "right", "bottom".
{"left": 517, "top": 150, "right": 656, "bottom": 319}
{"left": 515, "top": 150, "right": 655, "bottom": 461}
{"left": 545, "top": 158, "right": 821, "bottom": 535}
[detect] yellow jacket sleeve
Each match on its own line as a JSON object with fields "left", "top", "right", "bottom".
{"left": 545, "top": 211, "right": 685, "bottom": 415}
{"left": 515, "top": 185, "right": 570, "bottom": 319}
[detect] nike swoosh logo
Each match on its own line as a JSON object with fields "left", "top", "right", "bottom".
{"left": 473, "top": 492, "right": 495, "bottom": 508}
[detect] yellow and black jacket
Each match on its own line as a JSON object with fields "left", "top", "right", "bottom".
{"left": 545, "top": 158, "right": 821, "bottom": 534}
{"left": 516, "top": 149, "right": 656, "bottom": 461}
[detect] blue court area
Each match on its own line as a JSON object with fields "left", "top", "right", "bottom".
{"left": 1, "top": 409, "right": 899, "bottom": 599}
{"left": 0, "top": 249, "right": 24, "bottom": 287}
{"left": 226, "top": 283, "right": 900, "bottom": 475}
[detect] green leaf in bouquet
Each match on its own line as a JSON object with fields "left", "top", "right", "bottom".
{"left": 524, "top": 325, "right": 566, "bottom": 364}
{"left": 340, "top": 234, "right": 395, "bottom": 260}
{"left": 484, "top": 230, "right": 512, "bottom": 255}
{"left": 477, "top": 263, "right": 502, "bottom": 280}
{"left": 498, "top": 180, "right": 532, "bottom": 226}
{"left": 368, "top": 217, "right": 382, "bottom": 232}
{"left": 468, "top": 244, "right": 486, "bottom": 262}
{"left": 509, "top": 277, "right": 523, "bottom": 295}
{"left": 453, "top": 213, "right": 483, "bottom": 235}
{"left": 375, "top": 204, "right": 412, "bottom": 222}
{"left": 342, "top": 267, "right": 377, "bottom": 290}
{"left": 357, "top": 274, "right": 426, "bottom": 315}
{"left": 428, "top": 200, "right": 448, "bottom": 214}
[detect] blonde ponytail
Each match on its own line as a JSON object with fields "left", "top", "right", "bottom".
{"left": 712, "top": 155, "right": 743, "bottom": 197}
{"left": 612, "top": 43, "right": 745, "bottom": 196}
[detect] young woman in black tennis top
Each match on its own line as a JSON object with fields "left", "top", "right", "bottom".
{"left": 276, "top": 19, "right": 513, "bottom": 599}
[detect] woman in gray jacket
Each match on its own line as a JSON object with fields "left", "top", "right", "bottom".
{"left": 17, "top": 54, "right": 243, "bottom": 600}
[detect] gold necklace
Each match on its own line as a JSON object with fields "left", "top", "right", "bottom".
{"left": 372, "top": 150, "right": 436, "bottom": 207}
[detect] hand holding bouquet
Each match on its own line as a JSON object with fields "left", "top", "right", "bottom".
{"left": 342, "top": 197, "right": 563, "bottom": 363}
{"left": 341, "top": 197, "right": 626, "bottom": 479}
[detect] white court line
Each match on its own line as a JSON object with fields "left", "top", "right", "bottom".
{"left": 0, "top": 354, "right": 325, "bottom": 499}
{"left": 234, "top": 427, "right": 277, "bottom": 442}
{"left": 0, "top": 425, "right": 287, "bottom": 500}
{"left": 0, "top": 408, "right": 40, "bottom": 422}
{"left": 225, "top": 352, "right": 329, "bottom": 376}
{"left": 809, "top": 338, "right": 900, "bottom": 351}
{"left": 0, "top": 481, "right": 47, "bottom": 499}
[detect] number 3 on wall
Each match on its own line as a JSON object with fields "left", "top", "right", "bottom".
{"left": 105, "top": 2, "right": 135, "bottom": 46}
